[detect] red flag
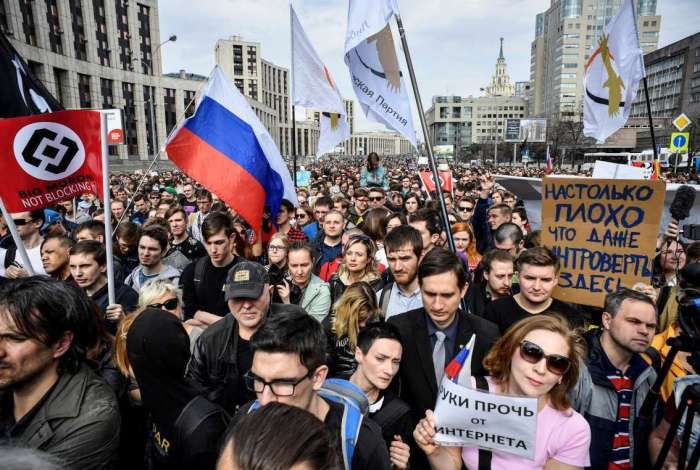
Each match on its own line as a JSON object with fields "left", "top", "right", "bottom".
{"left": 419, "top": 170, "right": 453, "bottom": 193}
{"left": 0, "top": 110, "right": 103, "bottom": 211}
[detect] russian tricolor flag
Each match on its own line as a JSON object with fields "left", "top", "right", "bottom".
{"left": 444, "top": 334, "right": 476, "bottom": 388}
{"left": 165, "top": 66, "right": 297, "bottom": 231}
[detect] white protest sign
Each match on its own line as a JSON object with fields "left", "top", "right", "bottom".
{"left": 433, "top": 378, "right": 538, "bottom": 459}
{"left": 592, "top": 161, "right": 645, "bottom": 180}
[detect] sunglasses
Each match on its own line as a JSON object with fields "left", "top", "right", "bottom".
{"left": 148, "top": 298, "right": 179, "bottom": 310}
{"left": 12, "top": 218, "right": 34, "bottom": 226}
{"left": 519, "top": 340, "right": 571, "bottom": 376}
{"left": 458, "top": 206, "right": 474, "bottom": 212}
{"left": 369, "top": 196, "right": 384, "bottom": 201}
{"left": 296, "top": 213, "right": 308, "bottom": 219}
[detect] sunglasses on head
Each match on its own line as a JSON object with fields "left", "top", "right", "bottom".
{"left": 519, "top": 340, "right": 571, "bottom": 376}
{"left": 148, "top": 298, "right": 179, "bottom": 311}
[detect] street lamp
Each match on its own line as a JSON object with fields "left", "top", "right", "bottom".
{"left": 134, "top": 34, "right": 177, "bottom": 161}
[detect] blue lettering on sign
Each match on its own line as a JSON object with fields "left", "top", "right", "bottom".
{"left": 674, "top": 135, "right": 687, "bottom": 148}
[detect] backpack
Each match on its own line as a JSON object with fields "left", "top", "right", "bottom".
{"left": 378, "top": 283, "right": 394, "bottom": 317}
{"left": 249, "top": 378, "right": 368, "bottom": 470}
{"left": 173, "top": 395, "right": 229, "bottom": 462}
{"left": 192, "top": 256, "right": 209, "bottom": 299}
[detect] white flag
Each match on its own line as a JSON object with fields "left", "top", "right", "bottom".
{"left": 583, "top": 0, "right": 645, "bottom": 143}
{"left": 344, "top": 0, "right": 417, "bottom": 148}
{"left": 291, "top": 5, "right": 349, "bottom": 157}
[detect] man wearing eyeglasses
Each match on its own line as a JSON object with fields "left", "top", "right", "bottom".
{"left": 187, "top": 261, "right": 297, "bottom": 415}
{"left": 571, "top": 289, "right": 657, "bottom": 470}
{"left": 456, "top": 197, "right": 476, "bottom": 224}
{"left": 0, "top": 210, "right": 47, "bottom": 278}
{"left": 348, "top": 188, "right": 370, "bottom": 226}
{"left": 231, "top": 307, "right": 392, "bottom": 470}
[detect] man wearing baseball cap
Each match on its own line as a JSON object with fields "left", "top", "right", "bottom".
{"left": 186, "top": 260, "right": 307, "bottom": 415}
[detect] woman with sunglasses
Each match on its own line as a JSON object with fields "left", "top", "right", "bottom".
{"left": 323, "top": 282, "right": 382, "bottom": 379}
{"left": 451, "top": 223, "right": 481, "bottom": 273}
{"left": 328, "top": 235, "right": 383, "bottom": 305}
{"left": 414, "top": 315, "right": 591, "bottom": 469}
{"left": 138, "top": 279, "right": 203, "bottom": 351}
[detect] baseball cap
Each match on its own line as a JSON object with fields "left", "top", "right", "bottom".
{"left": 224, "top": 261, "right": 270, "bottom": 300}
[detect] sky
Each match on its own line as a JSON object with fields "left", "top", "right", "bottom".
{"left": 159, "top": 0, "right": 700, "bottom": 133}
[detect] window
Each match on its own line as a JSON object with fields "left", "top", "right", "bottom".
{"left": 115, "top": 0, "right": 131, "bottom": 71}
{"left": 19, "top": 0, "right": 37, "bottom": 46}
{"left": 93, "top": 0, "right": 110, "bottom": 66}
{"left": 138, "top": 4, "right": 152, "bottom": 74}
{"left": 561, "top": 73, "right": 577, "bottom": 79}
{"left": 122, "top": 82, "right": 138, "bottom": 156}
{"left": 78, "top": 73, "right": 91, "bottom": 108}
{"left": 691, "top": 78, "right": 700, "bottom": 89}
{"left": 694, "top": 63, "right": 700, "bottom": 74}
{"left": 563, "top": 63, "right": 578, "bottom": 68}
{"left": 70, "top": 0, "right": 87, "bottom": 61}
{"left": 100, "top": 78, "right": 113, "bottom": 108}
{"left": 560, "top": 83, "right": 576, "bottom": 88}
{"left": 46, "top": 0, "right": 63, "bottom": 54}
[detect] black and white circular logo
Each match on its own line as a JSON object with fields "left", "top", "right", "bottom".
{"left": 13, "top": 122, "right": 85, "bottom": 181}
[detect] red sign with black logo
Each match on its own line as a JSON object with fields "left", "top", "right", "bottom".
{"left": 0, "top": 110, "right": 103, "bottom": 211}
{"left": 419, "top": 170, "right": 453, "bottom": 194}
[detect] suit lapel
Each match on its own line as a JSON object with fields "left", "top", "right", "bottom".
{"left": 413, "top": 311, "right": 439, "bottom": 396}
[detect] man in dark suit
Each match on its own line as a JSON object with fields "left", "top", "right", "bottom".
{"left": 388, "top": 248, "right": 500, "bottom": 468}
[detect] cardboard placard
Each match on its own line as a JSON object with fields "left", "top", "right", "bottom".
{"left": 433, "top": 379, "right": 538, "bottom": 459}
{"left": 541, "top": 177, "right": 665, "bottom": 307}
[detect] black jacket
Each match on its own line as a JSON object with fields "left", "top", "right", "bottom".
{"left": 186, "top": 303, "right": 307, "bottom": 414}
{"left": 388, "top": 308, "right": 499, "bottom": 422}
{"left": 322, "top": 315, "right": 357, "bottom": 380}
{"left": 91, "top": 282, "right": 139, "bottom": 334}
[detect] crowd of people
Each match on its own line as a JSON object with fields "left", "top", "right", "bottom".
{"left": 0, "top": 152, "right": 695, "bottom": 469}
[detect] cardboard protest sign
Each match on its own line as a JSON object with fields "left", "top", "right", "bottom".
{"left": 433, "top": 379, "right": 537, "bottom": 459}
{"left": 541, "top": 177, "right": 665, "bottom": 307}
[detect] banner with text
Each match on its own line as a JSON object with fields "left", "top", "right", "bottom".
{"left": 541, "top": 177, "right": 665, "bottom": 307}
{"left": 0, "top": 109, "right": 103, "bottom": 212}
{"left": 433, "top": 378, "right": 537, "bottom": 459}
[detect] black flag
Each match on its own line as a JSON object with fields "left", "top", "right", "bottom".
{"left": 0, "top": 32, "right": 63, "bottom": 117}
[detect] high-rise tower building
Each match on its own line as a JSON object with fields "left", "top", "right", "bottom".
{"left": 529, "top": 0, "right": 661, "bottom": 121}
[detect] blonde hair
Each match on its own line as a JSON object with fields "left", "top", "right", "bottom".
{"left": 138, "top": 279, "right": 183, "bottom": 308}
{"left": 113, "top": 311, "right": 141, "bottom": 376}
{"left": 336, "top": 235, "right": 381, "bottom": 283}
{"left": 268, "top": 232, "right": 289, "bottom": 248}
{"left": 332, "top": 282, "right": 380, "bottom": 349}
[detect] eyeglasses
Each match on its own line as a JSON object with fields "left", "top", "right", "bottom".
{"left": 519, "top": 340, "right": 571, "bottom": 376}
{"left": 369, "top": 196, "right": 384, "bottom": 201}
{"left": 458, "top": 206, "right": 474, "bottom": 212}
{"left": 148, "top": 298, "right": 179, "bottom": 311}
{"left": 243, "top": 370, "right": 312, "bottom": 397}
{"left": 12, "top": 218, "right": 34, "bottom": 226}
{"left": 268, "top": 245, "right": 287, "bottom": 252}
{"left": 356, "top": 198, "right": 369, "bottom": 203}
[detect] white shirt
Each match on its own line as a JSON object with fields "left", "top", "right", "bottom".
{"left": 0, "top": 244, "right": 47, "bottom": 276}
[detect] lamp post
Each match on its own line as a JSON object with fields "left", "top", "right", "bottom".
{"left": 134, "top": 34, "right": 177, "bottom": 161}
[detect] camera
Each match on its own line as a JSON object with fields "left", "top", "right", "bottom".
{"left": 268, "top": 264, "right": 302, "bottom": 305}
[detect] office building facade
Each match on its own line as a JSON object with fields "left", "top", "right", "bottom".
{"left": 529, "top": 0, "right": 661, "bottom": 120}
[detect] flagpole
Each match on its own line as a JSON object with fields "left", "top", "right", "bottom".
{"left": 394, "top": 13, "right": 456, "bottom": 254}
{"left": 100, "top": 113, "right": 116, "bottom": 305}
{"left": 0, "top": 197, "right": 35, "bottom": 276}
{"left": 289, "top": 4, "right": 298, "bottom": 188}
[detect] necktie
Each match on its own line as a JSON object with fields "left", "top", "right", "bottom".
{"left": 433, "top": 331, "right": 446, "bottom": 385}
